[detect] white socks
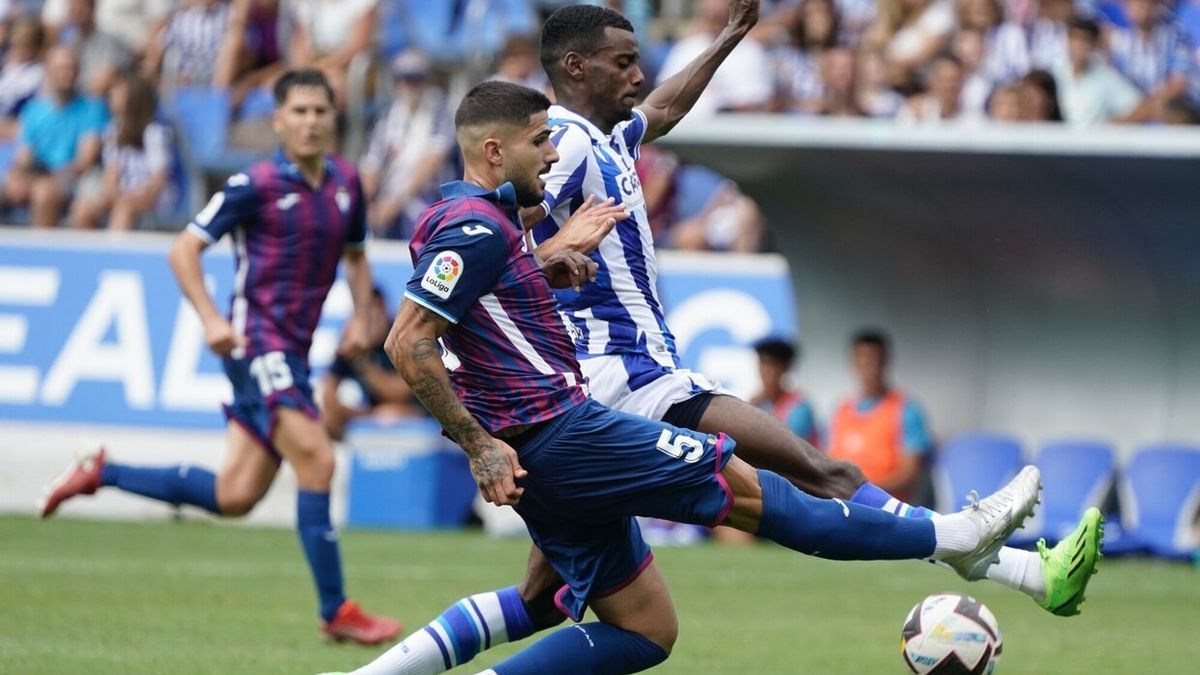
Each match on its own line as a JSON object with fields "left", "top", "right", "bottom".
{"left": 986, "top": 547, "right": 1046, "bottom": 602}
{"left": 352, "top": 629, "right": 446, "bottom": 675}
{"left": 929, "top": 512, "right": 981, "bottom": 558}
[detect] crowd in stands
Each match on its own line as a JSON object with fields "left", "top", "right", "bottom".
{"left": 2, "top": 0, "right": 1199, "bottom": 234}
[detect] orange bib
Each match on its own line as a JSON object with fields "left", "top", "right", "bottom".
{"left": 829, "top": 393, "right": 905, "bottom": 485}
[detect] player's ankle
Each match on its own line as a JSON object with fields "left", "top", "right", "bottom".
{"left": 930, "top": 512, "right": 981, "bottom": 558}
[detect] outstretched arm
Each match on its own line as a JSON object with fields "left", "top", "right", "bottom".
{"left": 386, "top": 301, "right": 527, "bottom": 506}
{"left": 638, "top": 0, "right": 760, "bottom": 143}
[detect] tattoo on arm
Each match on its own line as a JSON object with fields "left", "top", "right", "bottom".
{"left": 393, "top": 309, "right": 489, "bottom": 456}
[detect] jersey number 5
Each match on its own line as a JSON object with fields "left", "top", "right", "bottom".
{"left": 248, "top": 351, "right": 294, "bottom": 396}
{"left": 656, "top": 429, "right": 705, "bottom": 464}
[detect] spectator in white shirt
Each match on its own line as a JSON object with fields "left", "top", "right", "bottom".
{"left": 957, "top": 0, "right": 1031, "bottom": 83}
{"left": 60, "top": 0, "right": 135, "bottom": 96}
{"left": 1106, "top": 0, "right": 1193, "bottom": 122}
{"left": 1055, "top": 17, "right": 1141, "bottom": 124}
{"left": 657, "top": 0, "right": 774, "bottom": 115}
{"left": 897, "top": 52, "right": 967, "bottom": 122}
{"left": 952, "top": 28, "right": 995, "bottom": 117}
{"left": 142, "top": 0, "right": 232, "bottom": 88}
{"left": 856, "top": 47, "right": 906, "bottom": 116}
{"left": 69, "top": 74, "right": 174, "bottom": 229}
{"left": 1027, "top": 0, "right": 1073, "bottom": 71}
{"left": 42, "top": 0, "right": 172, "bottom": 55}
{"left": 360, "top": 50, "right": 454, "bottom": 238}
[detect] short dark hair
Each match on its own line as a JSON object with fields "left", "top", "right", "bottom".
{"left": 754, "top": 338, "right": 799, "bottom": 367}
{"left": 455, "top": 81, "right": 551, "bottom": 132}
{"left": 1068, "top": 16, "right": 1101, "bottom": 42}
{"left": 540, "top": 5, "right": 635, "bottom": 77}
{"left": 851, "top": 328, "right": 892, "bottom": 358}
{"left": 273, "top": 69, "right": 335, "bottom": 106}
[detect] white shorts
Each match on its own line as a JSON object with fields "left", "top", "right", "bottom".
{"left": 581, "top": 354, "right": 727, "bottom": 422}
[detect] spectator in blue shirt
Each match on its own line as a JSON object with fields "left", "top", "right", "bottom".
{"left": 2, "top": 46, "right": 108, "bottom": 227}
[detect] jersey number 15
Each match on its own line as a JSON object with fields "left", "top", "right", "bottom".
{"left": 249, "top": 351, "right": 295, "bottom": 396}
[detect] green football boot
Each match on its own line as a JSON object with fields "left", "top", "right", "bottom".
{"left": 1038, "top": 507, "right": 1104, "bottom": 617}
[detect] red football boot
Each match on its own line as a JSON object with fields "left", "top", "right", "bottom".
{"left": 321, "top": 600, "right": 403, "bottom": 645}
{"left": 38, "top": 448, "right": 106, "bottom": 519}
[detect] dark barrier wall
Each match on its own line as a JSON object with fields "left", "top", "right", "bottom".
{"left": 666, "top": 123, "right": 1200, "bottom": 457}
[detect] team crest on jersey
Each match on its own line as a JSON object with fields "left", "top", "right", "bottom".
{"left": 422, "top": 251, "right": 463, "bottom": 299}
{"left": 335, "top": 187, "right": 351, "bottom": 214}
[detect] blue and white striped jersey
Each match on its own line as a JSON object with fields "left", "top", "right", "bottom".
{"left": 530, "top": 104, "right": 682, "bottom": 392}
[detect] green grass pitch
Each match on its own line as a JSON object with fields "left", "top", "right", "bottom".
{"left": 2, "top": 515, "right": 1197, "bottom": 674}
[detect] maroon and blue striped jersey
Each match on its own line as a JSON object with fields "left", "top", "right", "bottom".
{"left": 405, "top": 181, "right": 588, "bottom": 434}
{"left": 187, "top": 149, "right": 367, "bottom": 360}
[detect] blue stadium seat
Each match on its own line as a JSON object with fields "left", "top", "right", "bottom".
{"left": 1020, "top": 440, "right": 1115, "bottom": 546}
{"left": 403, "top": 0, "right": 536, "bottom": 64}
{"left": 1115, "top": 445, "right": 1200, "bottom": 559}
{"left": 166, "top": 87, "right": 266, "bottom": 176}
{"left": 238, "top": 87, "right": 275, "bottom": 121}
{"left": 1181, "top": 2, "right": 1200, "bottom": 48}
{"left": 166, "top": 87, "right": 231, "bottom": 167}
{"left": 934, "top": 433, "right": 1023, "bottom": 515}
{"left": 153, "top": 122, "right": 198, "bottom": 230}
{"left": 403, "top": 0, "right": 460, "bottom": 62}
{"left": 674, "top": 164, "right": 727, "bottom": 220}
{"left": 378, "top": 0, "right": 411, "bottom": 59}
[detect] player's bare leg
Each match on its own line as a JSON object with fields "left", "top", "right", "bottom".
{"left": 517, "top": 545, "right": 570, "bottom": 630}
{"left": 272, "top": 407, "right": 402, "bottom": 645}
{"left": 478, "top": 563, "right": 676, "bottom": 674}
{"left": 214, "top": 422, "right": 278, "bottom": 516}
{"left": 696, "top": 395, "right": 865, "bottom": 499}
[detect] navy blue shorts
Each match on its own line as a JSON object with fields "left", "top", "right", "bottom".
{"left": 513, "top": 399, "right": 737, "bottom": 621}
{"left": 222, "top": 351, "right": 319, "bottom": 464}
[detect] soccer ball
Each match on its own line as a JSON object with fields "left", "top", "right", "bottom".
{"left": 900, "top": 592, "right": 1003, "bottom": 674}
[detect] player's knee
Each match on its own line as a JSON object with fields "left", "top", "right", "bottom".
{"left": 641, "top": 612, "right": 678, "bottom": 654}
{"left": 285, "top": 436, "right": 334, "bottom": 486}
{"left": 294, "top": 450, "right": 335, "bottom": 489}
{"left": 217, "top": 491, "right": 260, "bottom": 517}
{"left": 520, "top": 586, "right": 569, "bottom": 631}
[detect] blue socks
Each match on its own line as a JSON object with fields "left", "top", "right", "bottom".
{"left": 849, "top": 481, "right": 933, "bottom": 518}
{"left": 755, "top": 470, "right": 937, "bottom": 560}
{"left": 488, "top": 622, "right": 667, "bottom": 675}
{"left": 296, "top": 490, "right": 346, "bottom": 622}
{"left": 355, "top": 585, "right": 536, "bottom": 674}
{"left": 100, "top": 463, "right": 220, "bottom": 514}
